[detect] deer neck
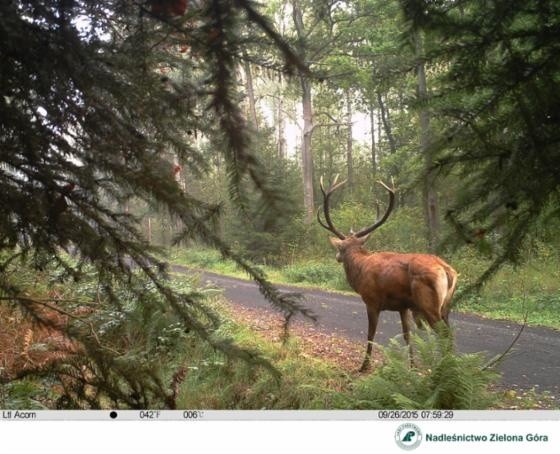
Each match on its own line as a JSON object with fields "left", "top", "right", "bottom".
{"left": 341, "top": 248, "right": 369, "bottom": 293}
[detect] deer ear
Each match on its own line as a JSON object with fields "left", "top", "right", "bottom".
{"left": 356, "top": 234, "right": 370, "bottom": 245}
{"left": 329, "top": 237, "right": 342, "bottom": 249}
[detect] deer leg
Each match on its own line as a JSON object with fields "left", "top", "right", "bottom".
{"left": 412, "top": 310, "right": 424, "bottom": 329}
{"left": 400, "top": 309, "right": 413, "bottom": 366}
{"left": 441, "top": 304, "right": 451, "bottom": 326}
{"left": 360, "top": 306, "right": 379, "bottom": 372}
{"left": 400, "top": 309, "right": 412, "bottom": 345}
{"left": 423, "top": 311, "right": 441, "bottom": 328}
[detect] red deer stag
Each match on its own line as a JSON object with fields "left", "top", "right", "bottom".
{"left": 317, "top": 176, "right": 458, "bottom": 371}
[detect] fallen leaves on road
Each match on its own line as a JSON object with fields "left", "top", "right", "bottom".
{"left": 224, "top": 303, "right": 382, "bottom": 373}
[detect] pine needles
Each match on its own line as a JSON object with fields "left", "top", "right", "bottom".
{"left": 0, "top": 0, "right": 310, "bottom": 408}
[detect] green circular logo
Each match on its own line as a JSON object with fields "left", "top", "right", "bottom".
{"left": 395, "top": 423, "right": 423, "bottom": 450}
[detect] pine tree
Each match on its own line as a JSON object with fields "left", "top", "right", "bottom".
{"left": 0, "top": 0, "right": 313, "bottom": 408}
{"left": 401, "top": 0, "right": 560, "bottom": 290}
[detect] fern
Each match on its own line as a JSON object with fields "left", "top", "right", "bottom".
{"left": 344, "top": 328, "right": 500, "bottom": 409}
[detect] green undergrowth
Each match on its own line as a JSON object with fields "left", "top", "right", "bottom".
{"left": 170, "top": 248, "right": 352, "bottom": 291}
{"left": 334, "top": 327, "right": 500, "bottom": 409}
{"left": 0, "top": 264, "right": 555, "bottom": 409}
{"left": 177, "top": 305, "right": 348, "bottom": 409}
{"left": 175, "top": 300, "right": 513, "bottom": 409}
{"left": 455, "top": 249, "right": 560, "bottom": 328}
{"left": 176, "top": 301, "right": 557, "bottom": 409}
{"left": 170, "top": 247, "right": 560, "bottom": 330}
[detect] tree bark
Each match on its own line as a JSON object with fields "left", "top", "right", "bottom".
{"left": 345, "top": 88, "right": 354, "bottom": 191}
{"left": 146, "top": 217, "right": 152, "bottom": 244}
{"left": 377, "top": 91, "right": 397, "bottom": 155}
{"left": 377, "top": 108, "right": 383, "bottom": 158}
{"left": 276, "top": 0, "right": 287, "bottom": 160}
{"left": 277, "top": 75, "right": 286, "bottom": 159}
{"left": 243, "top": 58, "right": 258, "bottom": 130}
{"left": 369, "top": 101, "right": 377, "bottom": 176}
{"left": 300, "top": 75, "right": 315, "bottom": 224}
{"left": 293, "top": 0, "right": 315, "bottom": 224}
{"left": 416, "top": 30, "right": 439, "bottom": 251}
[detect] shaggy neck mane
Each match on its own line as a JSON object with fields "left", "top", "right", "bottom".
{"left": 342, "top": 248, "right": 371, "bottom": 293}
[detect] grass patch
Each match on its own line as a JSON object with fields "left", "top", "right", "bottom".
{"left": 177, "top": 314, "right": 350, "bottom": 409}
{"left": 282, "top": 261, "right": 350, "bottom": 290}
{"left": 175, "top": 248, "right": 242, "bottom": 277}
{"left": 453, "top": 250, "right": 560, "bottom": 328}
{"left": 170, "top": 248, "right": 351, "bottom": 292}
{"left": 0, "top": 379, "right": 52, "bottom": 410}
{"left": 459, "top": 293, "right": 560, "bottom": 327}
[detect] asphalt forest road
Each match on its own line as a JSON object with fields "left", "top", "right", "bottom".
{"left": 174, "top": 266, "right": 560, "bottom": 398}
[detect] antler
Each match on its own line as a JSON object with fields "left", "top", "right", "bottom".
{"left": 354, "top": 180, "right": 395, "bottom": 238}
{"left": 317, "top": 174, "right": 347, "bottom": 240}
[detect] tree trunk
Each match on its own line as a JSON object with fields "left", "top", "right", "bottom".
{"left": 173, "top": 153, "right": 184, "bottom": 232}
{"left": 276, "top": 1, "right": 287, "bottom": 160}
{"left": 277, "top": 76, "right": 286, "bottom": 159}
{"left": 345, "top": 88, "right": 354, "bottom": 191}
{"left": 416, "top": 31, "right": 439, "bottom": 251}
{"left": 293, "top": 0, "right": 315, "bottom": 224}
{"left": 146, "top": 217, "right": 152, "bottom": 244}
{"left": 300, "top": 75, "right": 315, "bottom": 224}
{"left": 377, "top": 91, "right": 397, "bottom": 155}
{"left": 369, "top": 101, "right": 377, "bottom": 176}
{"left": 243, "top": 58, "right": 258, "bottom": 130}
{"left": 377, "top": 108, "right": 383, "bottom": 159}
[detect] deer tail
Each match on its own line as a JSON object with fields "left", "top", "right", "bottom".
{"left": 441, "top": 266, "right": 458, "bottom": 323}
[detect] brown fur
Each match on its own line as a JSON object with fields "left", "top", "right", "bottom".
{"left": 329, "top": 235, "right": 458, "bottom": 371}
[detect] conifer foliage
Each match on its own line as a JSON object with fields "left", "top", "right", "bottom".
{"left": 0, "top": 0, "right": 311, "bottom": 407}
{"left": 401, "top": 0, "right": 560, "bottom": 289}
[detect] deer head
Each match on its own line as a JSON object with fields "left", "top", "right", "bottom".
{"left": 316, "top": 175, "right": 456, "bottom": 372}
{"left": 317, "top": 175, "right": 395, "bottom": 262}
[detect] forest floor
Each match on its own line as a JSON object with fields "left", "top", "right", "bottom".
{"left": 225, "top": 304, "right": 369, "bottom": 372}
{"left": 0, "top": 305, "right": 77, "bottom": 381}
{"left": 218, "top": 299, "right": 558, "bottom": 410}
{"left": 1, "top": 258, "right": 558, "bottom": 410}
{"left": 170, "top": 265, "right": 560, "bottom": 401}
{"left": 0, "top": 295, "right": 557, "bottom": 410}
